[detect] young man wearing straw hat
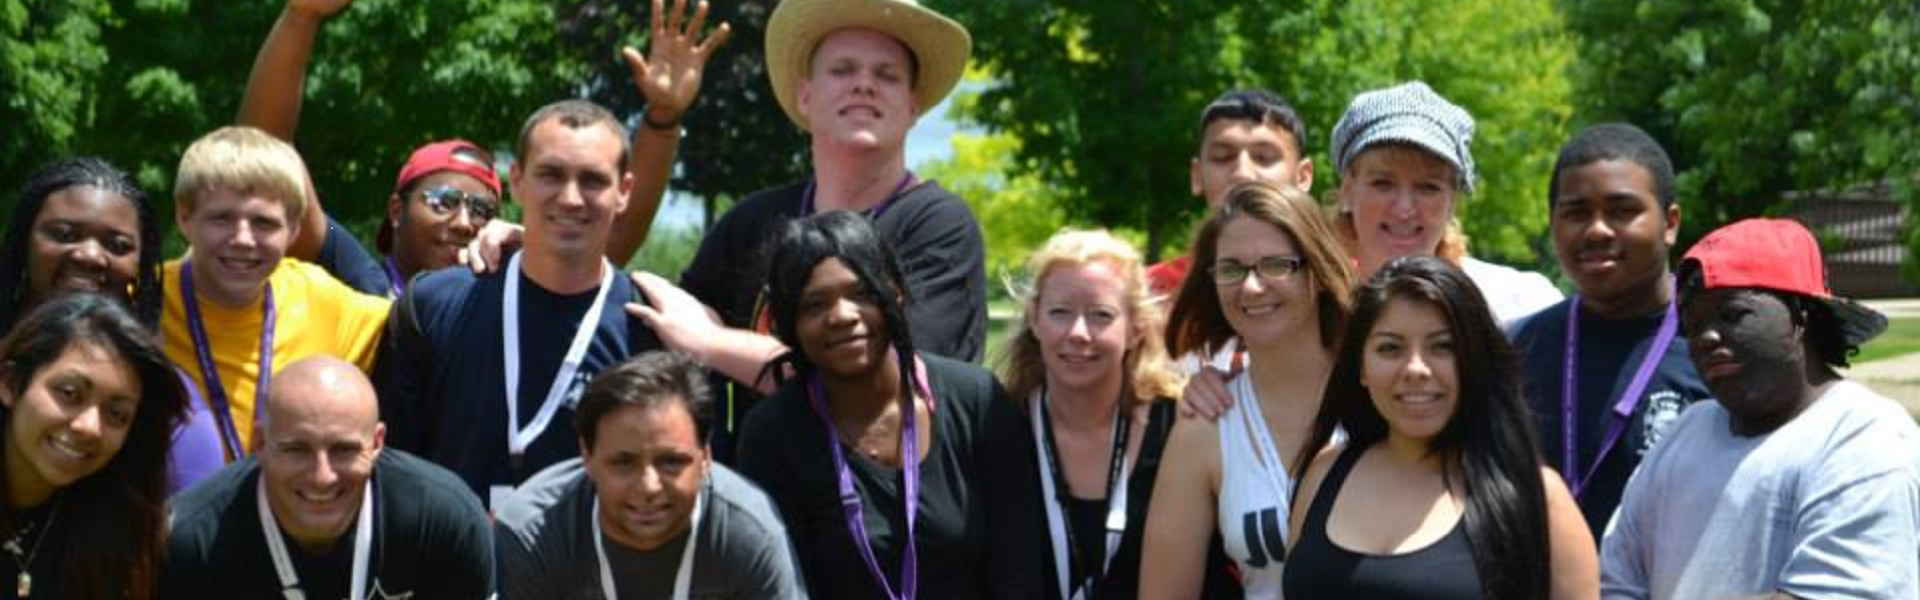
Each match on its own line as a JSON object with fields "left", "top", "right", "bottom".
{"left": 1600, "top": 218, "right": 1920, "bottom": 599}
{"left": 623, "top": 0, "right": 989, "bottom": 457}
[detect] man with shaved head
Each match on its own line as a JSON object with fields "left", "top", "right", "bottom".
{"left": 162, "top": 356, "right": 494, "bottom": 599}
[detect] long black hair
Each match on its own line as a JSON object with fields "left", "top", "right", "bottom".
{"left": 0, "top": 293, "right": 188, "bottom": 600}
{"left": 1298, "top": 256, "right": 1549, "bottom": 600}
{"left": 759, "top": 211, "right": 922, "bottom": 395}
{"left": 0, "top": 157, "right": 164, "bottom": 333}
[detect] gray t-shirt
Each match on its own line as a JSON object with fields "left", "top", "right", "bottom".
{"left": 1601, "top": 380, "right": 1920, "bottom": 599}
{"left": 494, "top": 458, "right": 806, "bottom": 599}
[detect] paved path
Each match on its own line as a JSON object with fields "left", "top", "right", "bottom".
{"left": 1850, "top": 299, "right": 1920, "bottom": 418}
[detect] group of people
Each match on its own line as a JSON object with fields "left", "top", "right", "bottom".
{"left": 1, "top": 0, "right": 1916, "bottom": 598}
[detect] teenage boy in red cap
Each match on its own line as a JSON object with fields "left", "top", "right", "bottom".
{"left": 237, "top": 0, "right": 725, "bottom": 296}
{"left": 1509, "top": 124, "right": 1711, "bottom": 539}
{"left": 1600, "top": 218, "right": 1920, "bottom": 599}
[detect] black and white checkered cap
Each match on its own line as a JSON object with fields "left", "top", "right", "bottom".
{"left": 1330, "top": 81, "right": 1477, "bottom": 195}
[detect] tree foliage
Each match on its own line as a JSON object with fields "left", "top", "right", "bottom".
{"left": 929, "top": 0, "right": 1576, "bottom": 268}
{"left": 1561, "top": 0, "right": 1920, "bottom": 261}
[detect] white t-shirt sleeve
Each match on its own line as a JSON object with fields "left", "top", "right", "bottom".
{"left": 1461, "top": 256, "right": 1563, "bottom": 326}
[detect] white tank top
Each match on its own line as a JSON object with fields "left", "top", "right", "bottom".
{"left": 1216, "top": 373, "right": 1293, "bottom": 600}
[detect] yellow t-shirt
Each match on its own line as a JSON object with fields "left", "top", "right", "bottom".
{"left": 162, "top": 258, "right": 391, "bottom": 454}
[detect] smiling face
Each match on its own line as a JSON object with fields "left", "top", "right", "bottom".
{"left": 176, "top": 186, "right": 296, "bottom": 308}
{"left": 1, "top": 342, "right": 140, "bottom": 507}
{"left": 1214, "top": 215, "right": 1319, "bottom": 350}
{"left": 798, "top": 29, "right": 919, "bottom": 150}
{"left": 390, "top": 171, "right": 497, "bottom": 273}
{"left": 1680, "top": 287, "right": 1810, "bottom": 435}
{"left": 1341, "top": 146, "right": 1458, "bottom": 275}
{"left": 509, "top": 118, "right": 632, "bottom": 264}
{"left": 1361, "top": 297, "right": 1459, "bottom": 446}
{"left": 583, "top": 401, "right": 709, "bottom": 551}
{"left": 258, "top": 366, "right": 384, "bottom": 553}
{"left": 1031, "top": 259, "right": 1135, "bottom": 396}
{"left": 1191, "top": 119, "right": 1313, "bottom": 205}
{"left": 23, "top": 186, "right": 142, "bottom": 310}
{"left": 1552, "top": 159, "right": 1679, "bottom": 316}
{"left": 795, "top": 258, "right": 892, "bottom": 380}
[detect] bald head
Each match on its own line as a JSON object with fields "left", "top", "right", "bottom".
{"left": 263, "top": 356, "right": 380, "bottom": 439}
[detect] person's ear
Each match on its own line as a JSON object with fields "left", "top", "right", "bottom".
{"left": 1663, "top": 203, "right": 1681, "bottom": 246}
{"left": 1295, "top": 158, "right": 1315, "bottom": 193}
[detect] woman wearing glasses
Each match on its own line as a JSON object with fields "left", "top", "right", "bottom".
{"left": 736, "top": 211, "right": 1044, "bottom": 599}
{"left": 1139, "top": 182, "right": 1357, "bottom": 599}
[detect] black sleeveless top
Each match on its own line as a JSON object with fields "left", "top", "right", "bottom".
{"left": 1282, "top": 444, "right": 1483, "bottom": 599}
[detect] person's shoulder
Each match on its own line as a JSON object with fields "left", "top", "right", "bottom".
{"left": 921, "top": 354, "right": 997, "bottom": 402}
{"left": 376, "top": 450, "right": 488, "bottom": 518}
{"left": 887, "top": 180, "right": 979, "bottom": 226}
{"left": 493, "top": 458, "right": 588, "bottom": 535}
{"left": 1816, "top": 381, "right": 1920, "bottom": 452}
{"left": 169, "top": 459, "right": 260, "bottom": 534}
{"left": 1507, "top": 297, "right": 1573, "bottom": 346}
{"left": 705, "top": 465, "right": 790, "bottom": 541}
{"left": 717, "top": 181, "right": 807, "bottom": 228}
{"left": 742, "top": 383, "right": 810, "bottom": 435}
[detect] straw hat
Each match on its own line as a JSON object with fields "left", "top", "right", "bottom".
{"left": 766, "top": 0, "right": 971, "bottom": 131}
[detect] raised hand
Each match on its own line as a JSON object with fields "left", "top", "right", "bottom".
{"left": 622, "top": 0, "right": 733, "bottom": 125}
{"left": 287, "top": 0, "right": 353, "bottom": 19}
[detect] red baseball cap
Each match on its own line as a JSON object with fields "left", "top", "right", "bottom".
{"left": 379, "top": 139, "right": 501, "bottom": 253}
{"left": 1680, "top": 218, "right": 1887, "bottom": 346}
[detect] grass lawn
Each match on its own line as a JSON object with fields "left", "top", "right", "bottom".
{"left": 1855, "top": 317, "right": 1920, "bottom": 364}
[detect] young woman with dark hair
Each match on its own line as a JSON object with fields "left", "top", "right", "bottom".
{"left": 735, "top": 211, "right": 1044, "bottom": 599}
{"left": 1284, "top": 256, "right": 1596, "bottom": 600}
{"left": 0, "top": 293, "right": 188, "bottom": 600}
{"left": 1140, "top": 182, "right": 1356, "bottom": 599}
{"left": 0, "top": 157, "right": 165, "bottom": 334}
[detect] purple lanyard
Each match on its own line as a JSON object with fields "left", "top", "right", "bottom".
{"left": 383, "top": 256, "right": 406, "bottom": 299}
{"left": 178, "top": 260, "right": 275, "bottom": 462}
{"left": 1561, "top": 297, "right": 1678, "bottom": 498}
{"left": 803, "top": 353, "right": 935, "bottom": 600}
{"left": 798, "top": 172, "right": 918, "bottom": 220}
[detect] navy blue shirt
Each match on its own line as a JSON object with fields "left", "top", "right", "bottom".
{"left": 374, "top": 252, "right": 661, "bottom": 503}
{"left": 314, "top": 215, "right": 394, "bottom": 297}
{"left": 1510, "top": 299, "right": 1711, "bottom": 537}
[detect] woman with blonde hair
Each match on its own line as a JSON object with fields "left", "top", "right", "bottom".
{"left": 999, "top": 228, "right": 1182, "bottom": 599}
{"left": 1140, "top": 181, "right": 1357, "bottom": 599}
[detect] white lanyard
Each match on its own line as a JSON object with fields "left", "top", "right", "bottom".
{"left": 1029, "top": 390, "right": 1132, "bottom": 600}
{"left": 592, "top": 484, "right": 705, "bottom": 600}
{"left": 502, "top": 252, "right": 616, "bottom": 460}
{"left": 257, "top": 476, "right": 374, "bottom": 600}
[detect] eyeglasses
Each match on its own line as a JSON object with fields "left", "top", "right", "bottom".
{"left": 416, "top": 185, "right": 499, "bottom": 222}
{"left": 1209, "top": 256, "right": 1305, "bottom": 285}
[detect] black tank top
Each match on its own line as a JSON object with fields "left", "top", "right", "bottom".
{"left": 1282, "top": 444, "right": 1483, "bottom": 599}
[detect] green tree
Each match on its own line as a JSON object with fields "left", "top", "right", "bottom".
{"left": 1561, "top": 0, "right": 1920, "bottom": 251}
{"left": 4, "top": 0, "right": 585, "bottom": 247}
{"left": 930, "top": 0, "right": 1576, "bottom": 269}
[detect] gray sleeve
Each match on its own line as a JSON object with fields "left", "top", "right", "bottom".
{"left": 1777, "top": 467, "right": 1920, "bottom": 599}
{"left": 1599, "top": 445, "right": 1655, "bottom": 599}
{"left": 729, "top": 522, "right": 809, "bottom": 600}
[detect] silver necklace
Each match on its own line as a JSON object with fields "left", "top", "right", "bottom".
{"left": 4, "top": 494, "right": 63, "bottom": 599}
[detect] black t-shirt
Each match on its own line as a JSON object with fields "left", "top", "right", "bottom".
{"left": 314, "top": 214, "right": 395, "bottom": 297}
{"left": 1510, "top": 299, "right": 1711, "bottom": 537}
{"left": 0, "top": 498, "right": 71, "bottom": 600}
{"left": 160, "top": 450, "right": 494, "bottom": 599}
{"left": 682, "top": 180, "right": 988, "bottom": 463}
{"left": 737, "top": 355, "right": 1044, "bottom": 599}
{"left": 374, "top": 255, "right": 662, "bottom": 503}
{"left": 1043, "top": 401, "right": 1177, "bottom": 600}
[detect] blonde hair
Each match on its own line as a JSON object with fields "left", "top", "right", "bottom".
{"left": 1331, "top": 143, "right": 1470, "bottom": 267}
{"left": 173, "top": 126, "right": 309, "bottom": 223}
{"left": 998, "top": 228, "right": 1183, "bottom": 407}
